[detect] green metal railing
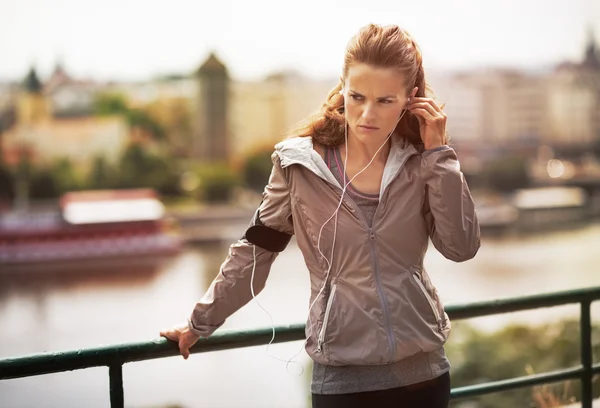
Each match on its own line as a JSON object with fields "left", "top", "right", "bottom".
{"left": 1, "top": 286, "right": 599, "bottom": 407}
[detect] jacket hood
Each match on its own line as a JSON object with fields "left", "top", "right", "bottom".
{"left": 274, "top": 134, "right": 419, "bottom": 196}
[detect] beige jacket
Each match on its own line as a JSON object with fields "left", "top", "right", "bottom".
{"left": 189, "top": 134, "right": 480, "bottom": 366}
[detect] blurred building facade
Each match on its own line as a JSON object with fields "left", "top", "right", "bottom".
{"left": 431, "top": 31, "right": 600, "bottom": 148}
{"left": 105, "top": 32, "right": 598, "bottom": 165}
{"left": 192, "top": 52, "right": 230, "bottom": 162}
{"left": 1, "top": 32, "right": 598, "bottom": 171}
{"left": 546, "top": 30, "right": 600, "bottom": 147}
{"left": 0, "top": 65, "right": 129, "bottom": 170}
{"left": 108, "top": 53, "right": 336, "bottom": 163}
{"left": 229, "top": 71, "right": 336, "bottom": 160}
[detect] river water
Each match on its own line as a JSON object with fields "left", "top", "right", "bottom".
{"left": 1, "top": 222, "right": 599, "bottom": 407}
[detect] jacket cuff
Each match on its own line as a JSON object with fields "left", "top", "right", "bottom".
{"left": 422, "top": 145, "right": 451, "bottom": 157}
{"left": 188, "top": 317, "right": 224, "bottom": 338}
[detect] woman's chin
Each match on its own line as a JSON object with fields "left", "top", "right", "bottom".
{"left": 350, "top": 126, "right": 390, "bottom": 144}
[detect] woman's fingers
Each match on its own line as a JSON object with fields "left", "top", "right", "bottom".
{"left": 409, "top": 108, "right": 436, "bottom": 122}
{"left": 408, "top": 101, "right": 439, "bottom": 118}
{"left": 179, "top": 338, "right": 191, "bottom": 360}
{"left": 159, "top": 328, "right": 180, "bottom": 342}
{"left": 161, "top": 326, "right": 201, "bottom": 360}
{"left": 180, "top": 329, "right": 202, "bottom": 360}
{"left": 161, "top": 327, "right": 188, "bottom": 358}
{"left": 409, "top": 97, "right": 443, "bottom": 113}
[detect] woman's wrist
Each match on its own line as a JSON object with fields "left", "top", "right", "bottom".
{"left": 424, "top": 144, "right": 446, "bottom": 151}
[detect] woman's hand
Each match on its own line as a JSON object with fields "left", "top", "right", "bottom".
{"left": 160, "top": 324, "right": 201, "bottom": 360}
{"left": 407, "top": 95, "right": 447, "bottom": 150}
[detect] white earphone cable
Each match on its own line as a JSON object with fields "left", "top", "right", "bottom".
{"left": 249, "top": 90, "right": 410, "bottom": 375}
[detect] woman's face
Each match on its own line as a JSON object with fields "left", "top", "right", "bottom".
{"left": 343, "top": 63, "right": 414, "bottom": 146}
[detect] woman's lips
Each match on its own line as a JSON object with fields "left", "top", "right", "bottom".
{"left": 359, "top": 125, "right": 379, "bottom": 131}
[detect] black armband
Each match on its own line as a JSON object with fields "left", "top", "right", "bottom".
{"left": 242, "top": 209, "right": 292, "bottom": 253}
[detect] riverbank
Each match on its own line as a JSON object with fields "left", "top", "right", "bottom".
{"left": 165, "top": 203, "right": 254, "bottom": 244}
{"left": 165, "top": 188, "right": 600, "bottom": 245}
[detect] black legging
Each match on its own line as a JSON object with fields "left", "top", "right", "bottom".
{"left": 311, "top": 372, "right": 450, "bottom": 408}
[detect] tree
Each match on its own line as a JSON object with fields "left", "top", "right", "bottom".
{"left": 242, "top": 149, "right": 273, "bottom": 193}
{"left": 88, "top": 156, "right": 115, "bottom": 190}
{"left": 29, "top": 169, "right": 59, "bottom": 199}
{"left": 50, "top": 158, "right": 81, "bottom": 193}
{"left": 94, "top": 93, "right": 128, "bottom": 116}
{"left": 446, "top": 320, "right": 600, "bottom": 407}
{"left": 0, "top": 163, "right": 15, "bottom": 202}
{"left": 117, "top": 143, "right": 175, "bottom": 192}
{"left": 94, "top": 93, "right": 166, "bottom": 142}
{"left": 126, "top": 108, "right": 165, "bottom": 142}
{"left": 195, "top": 163, "right": 240, "bottom": 203}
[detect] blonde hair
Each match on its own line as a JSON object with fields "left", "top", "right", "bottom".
{"left": 288, "top": 23, "right": 438, "bottom": 148}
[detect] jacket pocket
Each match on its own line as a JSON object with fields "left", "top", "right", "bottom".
{"left": 412, "top": 272, "right": 444, "bottom": 332}
{"left": 316, "top": 283, "right": 337, "bottom": 353}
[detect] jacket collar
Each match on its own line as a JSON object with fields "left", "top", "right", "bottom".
{"left": 274, "top": 134, "right": 418, "bottom": 196}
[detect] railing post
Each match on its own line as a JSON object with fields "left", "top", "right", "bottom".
{"left": 109, "top": 364, "right": 124, "bottom": 408}
{"left": 581, "top": 300, "right": 592, "bottom": 408}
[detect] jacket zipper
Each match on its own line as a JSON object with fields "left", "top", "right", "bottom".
{"left": 316, "top": 283, "right": 337, "bottom": 352}
{"left": 368, "top": 228, "right": 396, "bottom": 362}
{"left": 412, "top": 272, "right": 443, "bottom": 331}
{"left": 326, "top": 187, "right": 396, "bottom": 362}
{"left": 365, "top": 152, "right": 417, "bottom": 362}
{"left": 317, "top": 151, "right": 418, "bottom": 362}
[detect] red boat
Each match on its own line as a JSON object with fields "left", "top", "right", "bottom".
{"left": 0, "top": 189, "right": 183, "bottom": 265}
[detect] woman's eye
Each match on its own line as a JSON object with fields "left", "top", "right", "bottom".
{"left": 380, "top": 100, "right": 392, "bottom": 104}
{"left": 350, "top": 94, "right": 362, "bottom": 100}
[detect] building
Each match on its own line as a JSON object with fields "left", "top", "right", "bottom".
{"left": 430, "top": 29, "right": 600, "bottom": 148}
{"left": 193, "top": 52, "right": 230, "bottom": 162}
{"left": 546, "top": 29, "right": 600, "bottom": 147}
{"left": 44, "top": 62, "right": 100, "bottom": 118}
{"left": 229, "top": 71, "right": 336, "bottom": 160}
{"left": 0, "top": 57, "right": 334, "bottom": 179}
{"left": 1, "top": 66, "right": 129, "bottom": 171}
{"left": 429, "top": 72, "right": 485, "bottom": 144}
{"left": 430, "top": 68, "right": 548, "bottom": 145}
{"left": 124, "top": 54, "right": 337, "bottom": 164}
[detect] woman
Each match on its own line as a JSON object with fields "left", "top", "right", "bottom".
{"left": 161, "top": 23, "right": 480, "bottom": 407}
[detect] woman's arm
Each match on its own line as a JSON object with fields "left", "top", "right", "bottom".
{"left": 421, "top": 146, "right": 480, "bottom": 262}
{"left": 161, "top": 153, "right": 294, "bottom": 358}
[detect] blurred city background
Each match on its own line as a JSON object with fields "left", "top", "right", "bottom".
{"left": 1, "top": 0, "right": 600, "bottom": 407}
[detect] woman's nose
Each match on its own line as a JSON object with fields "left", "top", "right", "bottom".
{"left": 360, "top": 103, "right": 375, "bottom": 120}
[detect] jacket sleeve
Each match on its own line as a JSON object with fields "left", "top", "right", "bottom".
{"left": 188, "top": 153, "right": 294, "bottom": 337}
{"left": 421, "top": 146, "right": 480, "bottom": 262}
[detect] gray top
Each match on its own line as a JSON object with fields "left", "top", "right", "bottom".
{"left": 310, "top": 145, "right": 450, "bottom": 395}
{"left": 326, "top": 145, "right": 380, "bottom": 226}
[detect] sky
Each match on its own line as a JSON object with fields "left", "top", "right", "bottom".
{"left": 0, "top": 0, "right": 599, "bottom": 83}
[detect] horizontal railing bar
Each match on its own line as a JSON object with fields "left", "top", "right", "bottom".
{"left": 0, "top": 324, "right": 305, "bottom": 380}
{"left": 2, "top": 286, "right": 599, "bottom": 381}
{"left": 450, "top": 366, "right": 584, "bottom": 399}
{"left": 446, "top": 286, "right": 600, "bottom": 320}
